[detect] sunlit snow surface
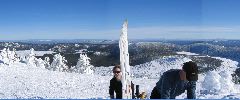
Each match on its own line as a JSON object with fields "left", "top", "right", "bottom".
{"left": 176, "top": 51, "right": 199, "bottom": 56}
{"left": 0, "top": 51, "right": 240, "bottom": 99}
{"left": 16, "top": 50, "right": 55, "bottom": 57}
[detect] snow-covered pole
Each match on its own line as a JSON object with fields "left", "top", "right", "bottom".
{"left": 119, "top": 20, "right": 132, "bottom": 99}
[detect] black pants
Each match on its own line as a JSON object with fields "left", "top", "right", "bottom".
{"left": 150, "top": 86, "right": 161, "bottom": 99}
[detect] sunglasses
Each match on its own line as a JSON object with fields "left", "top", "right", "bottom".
{"left": 113, "top": 71, "right": 121, "bottom": 73}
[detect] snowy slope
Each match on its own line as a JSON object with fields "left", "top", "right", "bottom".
{"left": 0, "top": 62, "right": 157, "bottom": 99}
{"left": 95, "top": 55, "right": 192, "bottom": 79}
{"left": 0, "top": 51, "right": 240, "bottom": 99}
{"left": 0, "top": 62, "right": 111, "bottom": 99}
{"left": 95, "top": 53, "right": 240, "bottom": 99}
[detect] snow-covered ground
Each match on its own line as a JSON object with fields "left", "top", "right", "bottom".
{"left": 0, "top": 51, "right": 240, "bottom": 99}
{"left": 0, "top": 63, "right": 111, "bottom": 99}
{"left": 16, "top": 50, "right": 55, "bottom": 57}
{"left": 176, "top": 51, "right": 199, "bottom": 56}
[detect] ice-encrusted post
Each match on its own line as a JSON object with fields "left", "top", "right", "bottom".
{"left": 119, "top": 20, "right": 132, "bottom": 99}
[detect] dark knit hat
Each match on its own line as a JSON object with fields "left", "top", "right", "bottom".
{"left": 182, "top": 61, "right": 198, "bottom": 81}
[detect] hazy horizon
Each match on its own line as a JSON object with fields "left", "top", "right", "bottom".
{"left": 0, "top": 38, "right": 239, "bottom": 42}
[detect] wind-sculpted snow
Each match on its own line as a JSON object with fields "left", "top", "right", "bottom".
{"left": 195, "top": 57, "right": 239, "bottom": 99}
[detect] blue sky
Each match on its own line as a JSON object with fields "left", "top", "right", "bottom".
{"left": 0, "top": 0, "right": 239, "bottom": 40}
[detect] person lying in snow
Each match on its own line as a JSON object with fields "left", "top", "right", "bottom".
{"left": 109, "top": 65, "right": 134, "bottom": 99}
{"left": 150, "top": 61, "right": 198, "bottom": 99}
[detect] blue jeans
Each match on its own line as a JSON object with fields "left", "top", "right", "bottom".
{"left": 186, "top": 81, "right": 196, "bottom": 99}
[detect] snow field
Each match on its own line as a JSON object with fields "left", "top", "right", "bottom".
{"left": 0, "top": 50, "right": 240, "bottom": 99}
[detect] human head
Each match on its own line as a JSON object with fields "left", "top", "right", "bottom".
{"left": 182, "top": 61, "right": 198, "bottom": 81}
{"left": 112, "top": 65, "right": 122, "bottom": 80}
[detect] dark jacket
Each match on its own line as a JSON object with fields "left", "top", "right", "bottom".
{"left": 109, "top": 77, "right": 134, "bottom": 99}
{"left": 109, "top": 77, "right": 123, "bottom": 99}
{"left": 151, "top": 69, "right": 196, "bottom": 99}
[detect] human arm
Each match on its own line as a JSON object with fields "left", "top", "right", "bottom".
{"left": 159, "top": 75, "right": 172, "bottom": 99}
{"left": 109, "top": 79, "right": 115, "bottom": 99}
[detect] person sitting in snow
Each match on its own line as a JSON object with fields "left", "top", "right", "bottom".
{"left": 150, "top": 61, "right": 198, "bottom": 99}
{"left": 109, "top": 65, "right": 134, "bottom": 99}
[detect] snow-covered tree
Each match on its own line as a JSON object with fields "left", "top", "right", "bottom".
{"left": 71, "top": 53, "right": 94, "bottom": 74}
{"left": 44, "top": 57, "right": 51, "bottom": 70}
{"left": 6, "top": 48, "right": 12, "bottom": 63}
{"left": 26, "top": 48, "right": 37, "bottom": 67}
{"left": 35, "top": 58, "right": 46, "bottom": 69}
{"left": 0, "top": 48, "right": 19, "bottom": 65}
{"left": 50, "top": 54, "right": 68, "bottom": 72}
{"left": 202, "top": 70, "right": 236, "bottom": 94}
{"left": 12, "top": 48, "right": 20, "bottom": 62}
{"left": 0, "top": 48, "right": 8, "bottom": 64}
{"left": 202, "top": 71, "right": 221, "bottom": 94}
{"left": 25, "top": 48, "right": 50, "bottom": 69}
{"left": 219, "top": 71, "right": 235, "bottom": 93}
